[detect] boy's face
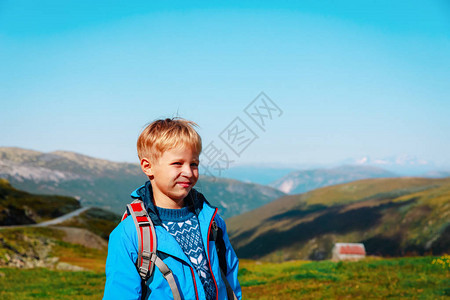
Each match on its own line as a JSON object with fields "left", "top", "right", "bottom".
{"left": 141, "top": 146, "right": 199, "bottom": 209}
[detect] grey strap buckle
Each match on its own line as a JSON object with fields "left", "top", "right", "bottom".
{"left": 139, "top": 266, "right": 149, "bottom": 275}
{"left": 161, "top": 267, "right": 173, "bottom": 278}
{"left": 142, "top": 251, "right": 157, "bottom": 264}
{"left": 141, "top": 250, "right": 152, "bottom": 260}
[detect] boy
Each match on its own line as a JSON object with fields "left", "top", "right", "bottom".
{"left": 103, "top": 118, "right": 242, "bottom": 300}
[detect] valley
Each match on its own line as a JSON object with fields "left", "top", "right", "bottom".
{"left": 0, "top": 147, "right": 449, "bottom": 299}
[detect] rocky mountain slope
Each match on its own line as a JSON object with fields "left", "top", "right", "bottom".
{"left": 0, "top": 180, "right": 118, "bottom": 271}
{"left": 228, "top": 177, "right": 450, "bottom": 261}
{"left": 0, "top": 147, "right": 284, "bottom": 219}
{"left": 269, "top": 165, "right": 397, "bottom": 194}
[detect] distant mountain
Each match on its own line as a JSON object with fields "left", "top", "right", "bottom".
{"left": 0, "top": 147, "right": 146, "bottom": 213}
{"left": 227, "top": 177, "right": 450, "bottom": 261}
{"left": 343, "top": 155, "right": 441, "bottom": 175}
{"left": 422, "top": 170, "right": 450, "bottom": 178}
{"left": 219, "top": 165, "right": 297, "bottom": 185}
{"left": 269, "top": 165, "right": 397, "bottom": 194}
{"left": 0, "top": 147, "right": 284, "bottom": 219}
{"left": 196, "top": 176, "right": 285, "bottom": 218}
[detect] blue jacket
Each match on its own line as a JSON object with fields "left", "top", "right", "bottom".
{"left": 103, "top": 182, "right": 242, "bottom": 300}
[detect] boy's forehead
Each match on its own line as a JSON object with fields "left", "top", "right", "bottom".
{"left": 163, "top": 146, "right": 200, "bottom": 158}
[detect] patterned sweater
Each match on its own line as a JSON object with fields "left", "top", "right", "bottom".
{"left": 158, "top": 206, "right": 216, "bottom": 300}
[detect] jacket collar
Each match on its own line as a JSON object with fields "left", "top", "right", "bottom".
{"left": 131, "top": 181, "right": 206, "bottom": 226}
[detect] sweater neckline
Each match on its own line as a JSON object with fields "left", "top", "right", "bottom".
{"left": 157, "top": 205, "right": 195, "bottom": 222}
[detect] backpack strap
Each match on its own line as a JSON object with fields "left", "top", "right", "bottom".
{"left": 220, "top": 269, "right": 238, "bottom": 300}
{"left": 126, "top": 201, "right": 157, "bottom": 280}
{"left": 123, "top": 200, "right": 181, "bottom": 300}
{"left": 210, "top": 220, "right": 238, "bottom": 300}
{"left": 154, "top": 255, "right": 181, "bottom": 300}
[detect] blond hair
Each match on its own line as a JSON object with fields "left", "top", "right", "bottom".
{"left": 137, "top": 118, "right": 202, "bottom": 162}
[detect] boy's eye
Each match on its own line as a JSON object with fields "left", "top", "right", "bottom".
{"left": 172, "top": 162, "right": 182, "bottom": 165}
{"left": 191, "top": 163, "right": 199, "bottom": 167}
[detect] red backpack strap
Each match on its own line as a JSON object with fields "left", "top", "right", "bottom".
{"left": 124, "top": 200, "right": 181, "bottom": 300}
{"left": 126, "top": 200, "right": 157, "bottom": 280}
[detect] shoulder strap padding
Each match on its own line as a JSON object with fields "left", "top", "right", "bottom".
{"left": 125, "top": 200, "right": 157, "bottom": 281}
{"left": 123, "top": 200, "right": 182, "bottom": 300}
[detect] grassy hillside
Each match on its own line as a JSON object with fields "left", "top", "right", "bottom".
{"left": 0, "top": 181, "right": 118, "bottom": 269}
{"left": 228, "top": 177, "right": 450, "bottom": 260}
{"left": 0, "top": 227, "right": 107, "bottom": 271}
{"left": 0, "top": 174, "right": 447, "bottom": 299}
{"left": 0, "top": 181, "right": 447, "bottom": 298}
{"left": 238, "top": 256, "right": 449, "bottom": 299}
{"left": 0, "top": 268, "right": 105, "bottom": 300}
{"left": 0, "top": 179, "right": 80, "bottom": 225}
{"left": 0, "top": 256, "right": 448, "bottom": 299}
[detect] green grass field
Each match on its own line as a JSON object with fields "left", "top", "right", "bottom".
{"left": 239, "top": 256, "right": 449, "bottom": 299}
{"left": 0, "top": 256, "right": 448, "bottom": 299}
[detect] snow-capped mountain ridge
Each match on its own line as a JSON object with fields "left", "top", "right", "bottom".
{"left": 352, "top": 155, "right": 429, "bottom": 166}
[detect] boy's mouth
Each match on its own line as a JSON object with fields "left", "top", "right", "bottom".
{"left": 177, "top": 182, "right": 192, "bottom": 188}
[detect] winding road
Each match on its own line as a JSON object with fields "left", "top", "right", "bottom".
{"left": 0, "top": 206, "right": 91, "bottom": 229}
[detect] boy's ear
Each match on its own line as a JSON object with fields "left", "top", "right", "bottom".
{"left": 140, "top": 158, "right": 154, "bottom": 177}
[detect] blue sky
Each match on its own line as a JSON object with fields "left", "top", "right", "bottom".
{"left": 1, "top": 0, "right": 449, "bottom": 168}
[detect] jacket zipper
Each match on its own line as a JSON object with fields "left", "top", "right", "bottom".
{"left": 207, "top": 208, "right": 219, "bottom": 300}
{"left": 189, "top": 266, "right": 199, "bottom": 300}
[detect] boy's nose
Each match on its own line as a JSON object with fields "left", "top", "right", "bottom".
{"left": 181, "top": 165, "right": 193, "bottom": 177}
